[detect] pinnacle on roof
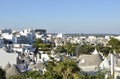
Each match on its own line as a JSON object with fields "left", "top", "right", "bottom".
{"left": 3, "top": 63, "right": 11, "bottom": 71}
{"left": 92, "top": 48, "right": 99, "bottom": 54}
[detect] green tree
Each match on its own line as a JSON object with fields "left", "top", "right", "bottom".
{"left": 34, "top": 38, "right": 43, "bottom": 48}
{"left": 43, "top": 60, "right": 62, "bottom": 79}
{"left": 0, "top": 68, "right": 5, "bottom": 79}
{"left": 38, "top": 43, "right": 52, "bottom": 51}
{"left": 64, "top": 43, "right": 77, "bottom": 55}
{"left": 95, "top": 71, "right": 105, "bottom": 79}
{"left": 53, "top": 57, "right": 81, "bottom": 79}
{"left": 9, "top": 74, "right": 26, "bottom": 79}
{"left": 108, "top": 38, "right": 120, "bottom": 49}
{"left": 101, "top": 47, "right": 112, "bottom": 57}
{"left": 34, "top": 38, "right": 43, "bottom": 55}
{"left": 34, "top": 38, "right": 52, "bottom": 51}
{"left": 24, "top": 71, "right": 46, "bottom": 79}
{"left": 107, "top": 38, "right": 120, "bottom": 53}
{"left": 76, "top": 44, "right": 81, "bottom": 57}
{"left": 95, "top": 43, "right": 103, "bottom": 51}
{"left": 55, "top": 46, "right": 67, "bottom": 53}
{"left": 76, "top": 44, "right": 94, "bottom": 55}
{"left": 44, "top": 71, "right": 61, "bottom": 79}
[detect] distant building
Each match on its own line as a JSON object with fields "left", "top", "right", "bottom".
{"left": 2, "top": 29, "right": 12, "bottom": 34}
{"left": 2, "top": 33, "right": 13, "bottom": 41}
{"left": 56, "top": 33, "right": 66, "bottom": 39}
{"left": 12, "top": 35, "right": 31, "bottom": 44}
{"left": 35, "top": 29, "right": 46, "bottom": 34}
{"left": 0, "top": 38, "right": 4, "bottom": 48}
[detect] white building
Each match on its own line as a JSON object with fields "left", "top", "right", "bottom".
{"left": 56, "top": 33, "right": 66, "bottom": 39}
{"left": 12, "top": 35, "right": 31, "bottom": 44}
{"left": 54, "top": 38, "right": 64, "bottom": 46}
{"left": 41, "top": 54, "right": 50, "bottom": 62}
{"left": 12, "top": 44, "right": 24, "bottom": 53}
{"left": 2, "top": 33, "right": 13, "bottom": 41}
{"left": 20, "top": 29, "right": 35, "bottom": 42}
{"left": 0, "top": 48, "right": 18, "bottom": 68}
{"left": 114, "top": 36, "right": 120, "bottom": 41}
{"left": 35, "top": 33, "right": 43, "bottom": 39}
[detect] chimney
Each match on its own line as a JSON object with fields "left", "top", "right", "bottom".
{"left": 37, "top": 53, "right": 40, "bottom": 62}
{"left": 111, "top": 53, "right": 114, "bottom": 76}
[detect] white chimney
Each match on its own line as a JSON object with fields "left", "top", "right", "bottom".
{"left": 37, "top": 53, "right": 40, "bottom": 61}
{"left": 111, "top": 53, "right": 114, "bottom": 75}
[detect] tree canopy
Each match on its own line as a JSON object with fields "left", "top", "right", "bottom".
{"left": 34, "top": 38, "right": 52, "bottom": 51}
{"left": 0, "top": 68, "right": 5, "bottom": 79}
{"left": 64, "top": 43, "right": 77, "bottom": 55}
{"left": 53, "top": 57, "right": 81, "bottom": 79}
{"left": 108, "top": 38, "right": 120, "bottom": 53}
{"left": 108, "top": 38, "right": 120, "bottom": 49}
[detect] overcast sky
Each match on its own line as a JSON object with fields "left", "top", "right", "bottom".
{"left": 0, "top": 0, "right": 120, "bottom": 34}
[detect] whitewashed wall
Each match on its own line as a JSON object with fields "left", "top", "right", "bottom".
{"left": 0, "top": 49, "right": 18, "bottom": 68}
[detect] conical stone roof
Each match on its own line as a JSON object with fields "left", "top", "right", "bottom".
{"left": 28, "top": 62, "right": 35, "bottom": 69}
{"left": 78, "top": 54, "right": 102, "bottom": 66}
{"left": 1, "top": 47, "right": 8, "bottom": 51}
{"left": 92, "top": 48, "right": 99, "bottom": 54}
{"left": 33, "top": 63, "right": 43, "bottom": 70}
{"left": 100, "top": 57, "right": 110, "bottom": 69}
{"left": 3, "top": 63, "right": 11, "bottom": 71}
{"left": 6, "top": 64, "right": 21, "bottom": 78}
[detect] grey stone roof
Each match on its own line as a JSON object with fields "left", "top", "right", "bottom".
{"left": 6, "top": 64, "right": 21, "bottom": 78}
{"left": 28, "top": 62, "right": 35, "bottom": 69}
{"left": 99, "top": 57, "right": 110, "bottom": 69}
{"left": 1, "top": 47, "right": 8, "bottom": 51}
{"left": 78, "top": 54, "right": 102, "bottom": 66}
{"left": 116, "top": 60, "right": 120, "bottom": 67}
{"left": 3, "top": 63, "right": 11, "bottom": 71}
{"left": 23, "top": 56, "right": 31, "bottom": 65}
{"left": 33, "top": 62, "right": 44, "bottom": 70}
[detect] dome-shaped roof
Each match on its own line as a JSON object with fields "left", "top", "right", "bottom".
{"left": 6, "top": 64, "right": 21, "bottom": 78}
